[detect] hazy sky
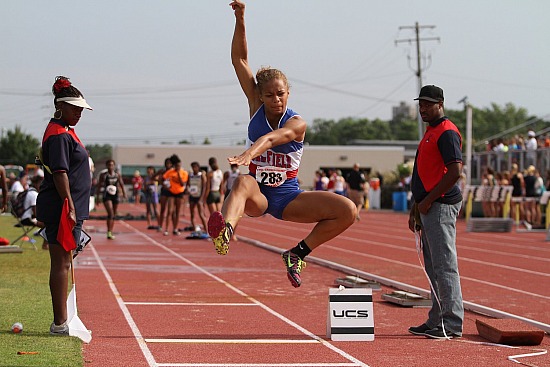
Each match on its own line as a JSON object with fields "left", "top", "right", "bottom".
{"left": 1, "top": 0, "right": 548, "bottom": 146}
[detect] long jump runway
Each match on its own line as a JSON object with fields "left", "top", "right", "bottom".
{"left": 77, "top": 207, "right": 549, "bottom": 367}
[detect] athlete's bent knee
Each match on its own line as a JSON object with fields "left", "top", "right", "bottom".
{"left": 231, "top": 175, "right": 256, "bottom": 192}
{"left": 341, "top": 198, "right": 357, "bottom": 226}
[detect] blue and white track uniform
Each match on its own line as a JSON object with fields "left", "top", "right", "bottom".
{"left": 247, "top": 105, "right": 304, "bottom": 219}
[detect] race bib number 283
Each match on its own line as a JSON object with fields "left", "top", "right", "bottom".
{"left": 256, "top": 166, "right": 287, "bottom": 187}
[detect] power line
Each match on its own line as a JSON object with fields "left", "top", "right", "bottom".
{"left": 290, "top": 77, "right": 399, "bottom": 104}
{"left": 353, "top": 74, "right": 415, "bottom": 117}
{"left": 430, "top": 72, "right": 550, "bottom": 91}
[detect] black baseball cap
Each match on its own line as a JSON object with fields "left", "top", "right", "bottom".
{"left": 414, "top": 85, "right": 444, "bottom": 102}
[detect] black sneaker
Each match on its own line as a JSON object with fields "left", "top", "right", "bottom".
{"left": 424, "top": 327, "right": 461, "bottom": 339}
{"left": 408, "top": 323, "right": 431, "bottom": 336}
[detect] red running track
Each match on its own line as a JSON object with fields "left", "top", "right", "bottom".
{"left": 76, "top": 204, "right": 549, "bottom": 367}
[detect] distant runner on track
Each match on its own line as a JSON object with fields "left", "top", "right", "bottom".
{"left": 207, "top": 0, "right": 356, "bottom": 288}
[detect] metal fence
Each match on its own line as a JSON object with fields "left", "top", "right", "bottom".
{"left": 470, "top": 148, "right": 550, "bottom": 183}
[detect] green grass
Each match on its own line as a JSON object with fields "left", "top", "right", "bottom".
{"left": 0, "top": 214, "right": 83, "bottom": 367}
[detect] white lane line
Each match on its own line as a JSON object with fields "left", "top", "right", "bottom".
{"left": 240, "top": 225, "right": 550, "bottom": 276}
{"left": 234, "top": 226, "right": 550, "bottom": 298}
{"left": 244, "top": 218, "right": 550, "bottom": 256}
{"left": 324, "top": 246, "right": 550, "bottom": 300}
{"left": 118, "top": 221, "right": 370, "bottom": 367}
{"left": 238, "top": 237, "right": 550, "bottom": 334}
{"left": 460, "top": 276, "right": 550, "bottom": 300}
{"left": 330, "top": 237, "right": 550, "bottom": 276}
{"left": 126, "top": 302, "right": 257, "bottom": 306}
{"left": 89, "top": 243, "right": 158, "bottom": 367}
{"left": 326, "top": 245, "right": 550, "bottom": 280}
{"left": 146, "top": 339, "right": 319, "bottom": 343}
{"left": 157, "top": 364, "right": 359, "bottom": 367}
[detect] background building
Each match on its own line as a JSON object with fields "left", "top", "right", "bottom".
{"left": 392, "top": 101, "right": 416, "bottom": 121}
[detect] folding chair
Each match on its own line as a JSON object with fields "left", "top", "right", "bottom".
{"left": 10, "top": 216, "right": 38, "bottom": 250}
{"left": 9, "top": 190, "right": 38, "bottom": 250}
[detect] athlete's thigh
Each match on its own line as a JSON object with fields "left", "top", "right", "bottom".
{"left": 235, "top": 175, "right": 268, "bottom": 217}
{"left": 283, "top": 191, "right": 352, "bottom": 223}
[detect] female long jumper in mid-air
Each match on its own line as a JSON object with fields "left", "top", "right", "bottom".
{"left": 207, "top": 0, "right": 357, "bottom": 288}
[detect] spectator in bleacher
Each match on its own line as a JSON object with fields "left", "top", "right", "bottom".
{"left": 535, "top": 169, "right": 545, "bottom": 196}
{"left": 500, "top": 170, "right": 510, "bottom": 186}
{"left": 508, "top": 137, "right": 521, "bottom": 164}
{"left": 517, "top": 135, "right": 526, "bottom": 150}
{"left": 493, "top": 138, "right": 509, "bottom": 171}
{"left": 524, "top": 165, "right": 541, "bottom": 227}
{"left": 497, "top": 170, "right": 511, "bottom": 218}
{"left": 510, "top": 164, "right": 525, "bottom": 223}
{"left": 525, "top": 130, "right": 538, "bottom": 167}
{"left": 481, "top": 167, "right": 497, "bottom": 218}
{"left": 508, "top": 137, "right": 520, "bottom": 150}
{"left": 493, "top": 138, "right": 508, "bottom": 153}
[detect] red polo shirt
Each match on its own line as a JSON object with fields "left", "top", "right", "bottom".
{"left": 411, "top": 116, "right": 463, "bottom": 204}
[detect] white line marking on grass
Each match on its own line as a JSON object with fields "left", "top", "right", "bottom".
{"left": 89, "top": 244, "right": 159, "bottom": 367}
{"left": 118, "top": 221, "right": 370, "bottom": 367}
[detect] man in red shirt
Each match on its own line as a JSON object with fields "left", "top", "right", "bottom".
{"left": 407, "top": 85, "right": 464, "bottom": 339}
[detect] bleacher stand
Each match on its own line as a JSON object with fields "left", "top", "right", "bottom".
{"left": 463, "top": 185, "right": 514, "bottom": 232}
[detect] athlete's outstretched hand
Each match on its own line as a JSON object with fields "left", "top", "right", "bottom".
{"left": 228, "top": 151, "right": 253, "bottom": 167}
{"left": 229, "top": 0, "right": 245, "bottom": 15}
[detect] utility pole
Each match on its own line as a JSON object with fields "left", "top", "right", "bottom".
{"left": 395, "top": 22, "right": 440, "bottom": 141}
{"left": 459, "top": 96, "right": 473, "bottom": 186}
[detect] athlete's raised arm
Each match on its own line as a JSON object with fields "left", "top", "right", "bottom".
{"left": 230, "top": 0, "right": 261, "bottom": 117}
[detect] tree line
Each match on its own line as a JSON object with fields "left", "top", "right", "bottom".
{"left": 305, "top": 103, "right": 543, "bottom": 146}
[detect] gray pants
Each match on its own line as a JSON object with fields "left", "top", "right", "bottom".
{"left": 420, "top": 201, "right": 464, "bottom": 334}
